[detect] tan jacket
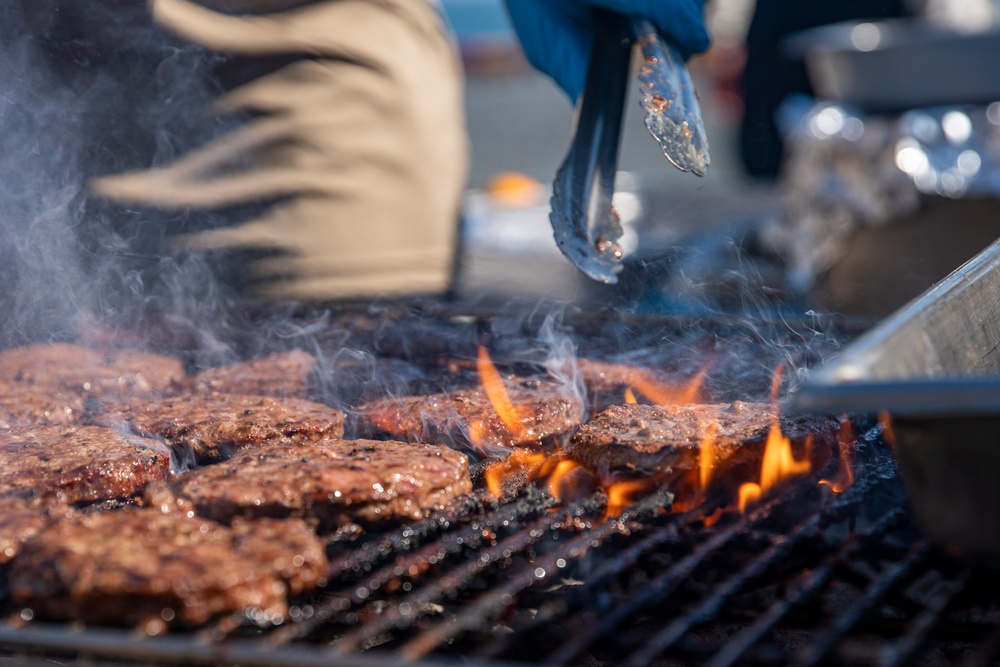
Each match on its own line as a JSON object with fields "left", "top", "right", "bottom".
{"left": 94, "top": 0, "right": 468, "bottom": 300}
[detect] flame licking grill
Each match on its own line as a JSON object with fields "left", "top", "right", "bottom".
{"left": 1, "top": 304, "right": 998, "bottom": 666}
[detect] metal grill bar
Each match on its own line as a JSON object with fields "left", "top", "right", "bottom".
{"left": 328, "top": 494, "right": 606, "bottom": 655}
{"left": 876, "top": 568, "right": 973, "bottom": 667}
{"left": 474, "top": 498, "right": 724, "bottom": 661}
{"left": 0, "top": 624, "right": 469, "bottom": 667}
{"left": 261, "top": 489, "right": 555, "bottom": 647}
{"left": 2, "top": 431, "right": 998, "bottom": 666}
{"left": 545, "top": 489, "right": 794, "bottom": 666}
{"left": 399, "top": 507, "right": 637, "bottom": 659}
{"left": 793, "top": 540, "right": 931, "bottom": 667}
{"left": 702, "top": 508, "right": 908, "bottom": 667}
{"left": 621, "top": 472, "right": 882, "bottom": 667}
{"left": 624, "top": 505, "right": 843, "bottom": 666}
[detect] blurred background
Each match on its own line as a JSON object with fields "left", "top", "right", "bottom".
{"left": 447, "top": 0, "right": 1000, "bottom": 321}
{"left": 445, "top": 0, "right": 776, "bottom": 308}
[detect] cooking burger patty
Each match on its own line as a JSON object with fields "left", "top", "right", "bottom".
{"left": 194, "top": 349, "right": 316, "bottom": 399}
{"left": 355, "top": 378, "right": 581, "bottom": 451}
{"left": 165, "top": 439, "right": 472, "bottom": 530}
{"left": 0, "top": 425, "right": 170, "bottom": 504}
{"left": 566, "top": 402, "right": 838, "bottom": 480}
{"left": 0, "top": 343, "right": 186, "bottom": 399}
{"left": 8, "top": 509, "right": 326, "bottom": 628}
{"left": 0, "top": 497, "right": 75, "bottom": 565}
{"left": 0, "top": 381, "right": 88, "bottom": 428}
{"left": 93, "top": 393, "right": 346, "bottom": 464}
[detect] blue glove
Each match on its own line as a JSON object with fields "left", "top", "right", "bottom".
{"left": 504, "top": 0, "right": 710, "bottom": 102}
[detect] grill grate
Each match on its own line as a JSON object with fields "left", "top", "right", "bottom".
{"left": 2, "top": 422, "right": 999, "bottom": 666}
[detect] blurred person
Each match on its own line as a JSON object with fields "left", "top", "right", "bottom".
{"left": 20, "top": 0, "right": 709, "bottom": 303}
{"left": 739, "top": 0, "right": 909, "bottom": 179}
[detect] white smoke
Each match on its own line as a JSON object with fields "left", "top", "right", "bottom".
{"left": 0, "top": 4, "right": 241, "bottom": 347}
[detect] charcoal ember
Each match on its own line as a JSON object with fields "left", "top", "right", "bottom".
{"left": 0, "top": 343, "right": 187, "bottom": 400}
{"left": 164, "top": 439, "right": 472, "bottom": 531}
{"left": 8, "top": 509, "right": 326, "bottom": 629}
{"left": 93, "top": 393, "right": 346, "bottom": 465}
{"left": 566, "top": 402, "right": 837, "bottom": 490}
{"left": 0, "top": 497, "right": 75, "bottom": 565}
{"left": 0, "top": 425, "right": 171, "bottom": 505}
{"left": 355, "top": 377, "right": 582, "bottom": 452}
{"left": 0, "top": 381, "right": 88, "bottom": 428}
{"left": 194, "top": 349, "right": 317, "bottom": 399}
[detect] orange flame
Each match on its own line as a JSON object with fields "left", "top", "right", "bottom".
{"left": 624, "top": 387, "right": 638, "bottom": 404}
{"left": 699, "top": 421, "right": 718, "bottom": 490}
{"left": 545, "top": 459, "right": 584, "bottom": 503}
{"left": 738, "top": 482, "right": 761, "bottom": 512}
{"left": 604, "top": 478, "right": 657, "bottom": 519}
{"left": 819, "top": 416, "right": 856, "bottom": 493}
{"left": 483, "top": 449, "right": 546, "bottom": 499}
{"left": 759, "top": 423, "right": 811, "bottom": 492}
{"left": 476, "top": 346, "right": 527, "bottom": 440}
{"left": 737, "top": 364, "right": 811, "bottom": 513}
{"left": 629, "top": 365, "right": 707, "bottom": 405}
{"left": 879, "top": 411, "right": 897, "bottom": 450}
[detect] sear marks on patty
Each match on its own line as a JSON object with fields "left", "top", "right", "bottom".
{"left": 0, "top": 497, "right": 75, "bottom": 565}
{"left": 194, "top": 350, "right": 316, "bottom": 399}
{"left": 355, "top": 378, "right": 582, "bottom": 452}
{"left": 0, "top": 343, "right": 186, "bottom": 400}
{"left": 0, "top": 381, "right": 88, "bottom": 429}
{"left": 165, "top": 439, "right": 472, "bottom": 531}
{"left": 566, "top": 402, "right": 838, "bottom": 485}
{"left": 8, "top": 509, "right": 327, "bottom": 630}
{"left": 94, "top": 393, "right": 346, "bottom": 465}
{"left": 0, "top": 425, "right": 171, "bottom": 505}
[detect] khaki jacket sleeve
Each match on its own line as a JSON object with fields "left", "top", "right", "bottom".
{"left": 93, "top": 0, "right": 468, "bottom": 300}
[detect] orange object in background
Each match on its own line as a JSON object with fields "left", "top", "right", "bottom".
{"left": 485, "top": 172, "right": 545, "bottom": 208}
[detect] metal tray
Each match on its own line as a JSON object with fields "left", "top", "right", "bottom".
{"left": 786, "top": 19, "right": 1000, "bottom": 113}
{"left": 791, "top": 237, "right": 1000, "bottom": 563}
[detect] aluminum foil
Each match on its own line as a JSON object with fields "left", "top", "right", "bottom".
{"left": 763, "top": 97, "right": 1000, "bottom": 291}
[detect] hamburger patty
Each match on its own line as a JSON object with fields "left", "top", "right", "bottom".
{"left": 165, "top": 439, "right": 472, "bottom": 530}
{"left": 355, "top": 378, "right": 581, "bottom": 452}
{"left": 194, "top": 350, "right": 316, "bottom": 399}
{"left": 0, "top": 343, "right": 186, "bottom": 399}
{"left": 0, "top": 425, "right": 171, "bottom": 504}
{"left": 0, "top": 381, "right": 88, "bottom": 428}
{"left": 0, "top": 497, "right": 75, "bottom": 565}
{"left": 94, "top": 393, "right": 346, "bottom": 464}
{"left": 566, "top": 402, "right": 837, "bottom": 483}
{"left": 8, "top": 509, "right": 326, "bottom": 628}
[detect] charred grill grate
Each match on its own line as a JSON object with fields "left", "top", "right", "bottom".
{"left": 0, "top": 304, "right": 996, "bottom": 666}
{"left": 1, "top": 422, "right": 998, "bottom": 667}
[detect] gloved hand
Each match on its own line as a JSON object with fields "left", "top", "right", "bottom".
{"left": 504, "top": 0, "right": 710, "bottom": 101}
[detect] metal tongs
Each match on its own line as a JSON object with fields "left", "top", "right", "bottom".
{"left": 549, "top": 12, "right": 710, "bottom": 284}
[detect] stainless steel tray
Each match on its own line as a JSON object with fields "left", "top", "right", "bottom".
{"left": 787, "top": 19, "right": 1000, "bottom": 113}
{"left": 791, "top": 237, "right": 1000, "bottom": 563}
